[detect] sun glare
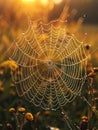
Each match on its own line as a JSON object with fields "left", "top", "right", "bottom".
{"left": 53, "top": 0, "right": 62, "bottom": 4}
{"left": 22, "top": 0, "right": 35, "bottom": 2}
{"left": 40, "top": 0, "right": 49, "bottom": 6}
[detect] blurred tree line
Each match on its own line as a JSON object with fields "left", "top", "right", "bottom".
{"left": 49, "top": 0, "right": 98, "bottom": 24}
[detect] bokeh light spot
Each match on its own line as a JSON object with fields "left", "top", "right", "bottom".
{"left": 53, "top": 0, "right": 62, "bottom": 4}
{"left": 40, "top": 0, "right": 49, "bottom": 6}
{"left": 22, "top": 0, "right": 35, "bottom": 3}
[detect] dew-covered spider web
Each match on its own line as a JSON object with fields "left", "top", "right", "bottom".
{"left": 8, "top": 19, "right": 87, "bottom": 110}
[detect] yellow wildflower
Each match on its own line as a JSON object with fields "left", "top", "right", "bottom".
{"left": 0, "top": 87, "right": 4, "bottom": 93}
{"left": 44, "top": 111, "right": 51, "bottom": 116}
{"left": 81, "top": 116, "right": 88, "bottom": 120}
{"left": 9, "top": 60, "right": 18, "bottom": 71}
{"left": 18, "top": 107, "right": 26, "bottom": 113}
{"left": 92, "top": 106, "right": 96, "bottom": 111}
{"left": 0, "top": 60, "right": 18, "bottom": 71}
{"left": 25, "top": 112, "right": 34, "bottom": 121}
{"left": 10, "top": 83, "right": 15, "bottom": 88}
{"left": 9, "top": 108, "right": 15, "bottom": 113}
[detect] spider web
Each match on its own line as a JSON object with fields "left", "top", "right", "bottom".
{"left": 8, "top": 19, "right": 87, "bottom": 110}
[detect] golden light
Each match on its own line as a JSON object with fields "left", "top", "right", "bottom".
{"left": 22, "top": 0, "right": 35, "bottom": 2}
{"left": 40, "top": 0, "right": 49, "bottom": 6}
{"left": 53, "top": 0, "right": 62, "bottom": 4}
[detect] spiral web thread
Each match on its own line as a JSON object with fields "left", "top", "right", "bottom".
{"left": 8, "top": 19, "right": 87, "bottom": 110}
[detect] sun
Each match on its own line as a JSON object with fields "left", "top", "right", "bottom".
{"left": 22, "top": 0, "right": 35, "bottom": 2}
